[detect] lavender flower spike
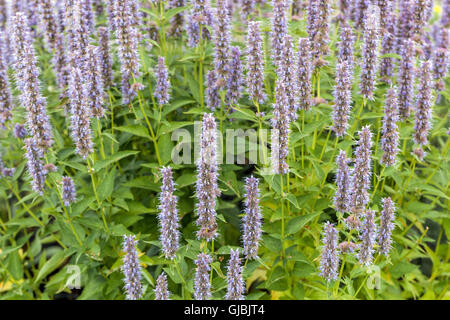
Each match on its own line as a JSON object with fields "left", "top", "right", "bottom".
{"left": 242, "top": 176, "right": 263, "bottom": 260}
{"left": 68, "top": 67, "right": 93, "bottom": 159}
{"left": 398, "top": 38, "right": 415, "bottom": 120}
{"left": 14, "top": 124, "right": 28, "bottom": 139}
{"left": 154, "top": 273, "right": 170, "bottom": 300}
{"left": 226, "top": 46, "right": 243, "bottom": 106}
{"left": 194, "top": 253, "right": 212, "bottom": 300}
{"left": 24, "top": 138, "right": 47, "bottom": 194}
{"left": 358, "top": 209, "right": 377, "bottom": 266}
{"left": 158, "top": 166, "right": 180, "bottom": 260}
{"left": 380, "top": 87, "right": 400, "bottom": 167}
{"left": 319, "top": 222, "right": 339, "bottom": 282}
{"left": 379, "top": 9, "right": 396, "bottom": 82}
{"left": 246, "top": 21, "right": 266, "bottom": 104}
{"left": 349, "top": 126, "right": 373, "bottom": 214}
{"left": 226, "top": 249, "right": 245, "bottom": 300}
{"left": 307, "top": 0, "right": 330, "bottom": 65}
{"left": 11, "top": 12, "right": 53, "bottom": 150}
{"left": 38, "top": 0, "right": 68, "bottom": 90}
{"left": 62, "top": 176, "right": 76, "bottom": 206}
{"left": 0, "top": 35, "right": 12, "bottom": 126}
{"left": 241, "top": 0, "right": 255, "bottom": 20}
{"left": 337, "top": 23, "right": 355, "bottom": 76}
{"left": 270, "top": 79, "right": 291, "bottom": 175}
{"left": 196, "top": 113, "right": 221, "bottom": 241}
{"left": 187, "top": 0, "right": 214, "bottom": 47}
{"left": 121, "top": 235, "right": 143, "bottom": 300}
{"left": 85, "top": 45, "right": 105, "bottom": 118}
{"left": 113, "top": 0, "right": 142, "bottom": 104}
{"left": 360, "top": 6, "right": 380, "bottom": 100}
{"left": 155, "top": 56, "right": 171, "bottom": 105}
{"left": 413, "top": 59, "right": 433, "bottom": 158}
{"left": 279, "top": 34, "right": 298, "bottom": 120}
{"left": 213, "top": 0, "right": 231, "bottom": 89}
{"left": 334, "top": 150, "right": 351, "bottom": 213}
{"left": 271, "top": 0, "right": 288, "bottom": 67}
{"left": 168, "top": 0, "right": 185, "bottom": 37}
{"left": 97, "top": 27, "right": 113, "bottom": 88}
{"left": 331, "top": 59, "right": 352, "bottom": 137}
{"left": 206, "top": 70, "right": 221, "bottom": 111}
{"left": 297, "top": 38, "right": 313, "bottom": 111}
{"left": 433, "top": 48, "right": 449, "bottom": 92}
{"left": 378, "top": 197, "right": 396, "bottom": 256}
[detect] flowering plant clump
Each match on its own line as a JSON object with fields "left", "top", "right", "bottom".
{"left": 0, "top": 0, "right": 447, "bottom": 301}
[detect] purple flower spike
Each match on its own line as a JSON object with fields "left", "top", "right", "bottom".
{"left": 360, "top": 6, "right": 380, "bottom": 100}
{"left": 246, "top": 21, "right": 266, "bottom": 104}
{"left": 38, "top": 0, "right": 68, "bottom": 90}
{"left": 226, "top": 46, "right": 243, "bottom": 106}
{"left": 307, "top": 0, "right": 330, "bottom": 65}
{"left": 194, "top": 253, "right": 212, "bottom": 300}
{"left": 242, "top": 176, "right": 262, "bottom": 260}
{"left": 206, "top": 70, "right": 221, "bottom": 111}
{"left": 155, "top": 56, "right": 171, "bottom": 105}
{"left": 196, "top": 113, "right": 221, "bottom": 241}
{"left": 271, "top": 0, "right": 288, "bottom": 67}
{"left": 11, "top": 12, "right": 53, "bottom": 151}
{"left": 213, "top": 0, "right": 231, "bottom": 89}
{"left": 413, "top": 59, "right": 433, "bottom": 153}
{"left": 113, "top": 0, "right": 142, "bottom": 104}
{"left": 187, "top": 0, "right": 214, "bottom": 47}
{"left": 68, "top": 67, "right": 93, "bottom": 159}
{"left": 358, "top": 209, "right": 377, "bottom": 266}
{"left": 334, "top": 150, "right": 351, "bottom": 213}
{"left": 337, "top": 23, "right": 355, "bottom": 76}
{"left": 332, "top": 59, "right": 352, "bottom": 137}
{"left": 62, "top": 176, "right": 76, "bottom": 206}
{"left": 0, "top": 35, "right": 12, "bottom": 126}
{"left": 155, "top": 273, "right": 170, "bottom": 300}
{"left": 85, "top": 45, "right": 105, "bottom": 118}
{"left": 380, "top": 87, "right": 400, "bottom": 167}
{"left": 398, "top": 39, "right": 415, "bottom": 120}
{"left": 379, "top": 197, "right": 396, "bottom": 257}
{"left": 98, "top": 26, "right": 113, "bottom": 88}
{"left": 24, "top": 138, "right": 47, "bottom": 194}
{"left": 320, "top": 222, "right": 339, "bottom": 282}
{"left": 350, "top": 126, "right": 373, "bottom": 214}
{"left": 14, "top": 124, "right": 28, "bottom": 139}
{"left": 278, "top": 35, "right": 298, "bottom": 120}
{"left": 121, "top": 235, "right": 143, "bottom": 300}
{"left": 380, "top": 9, "right": 396, "bottom": 82}
{"left": 168, "top": 0, "right": 185, "bottom": 37}
{"left": 226, "top": 249, "right": 245, "bottom": 300}
{"left": 297, "top": 38, "right": 313, "bottom": 111}
{"left": 158, "top": 166, "right": 180, "bottom": 260}
{"left": 270, "top": 78, "right": 291, "bottom": 175}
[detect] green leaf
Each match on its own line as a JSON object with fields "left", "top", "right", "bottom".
{"left": 286, "top": 212, "right": 321, "bottom": 235}
{"left": 34, "top": 250, "right": 67, "bottom": 284}
{"left": 116, "top": 125, "right": 150, "bottom": 138}
{"left": 94, "top": 151, "right": 140, "bottom": 171}
{"left": 97, "top": 170, "right": 115, "bottom": 201}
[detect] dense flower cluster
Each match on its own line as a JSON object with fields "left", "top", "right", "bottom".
{"left": 334, "top": 150, "right": 351, "bottom": 213}
{"left": 155, "top": 56, "right": 171, "bottom": 105}
{"left": 61, "top": 176, "right": 76, "bottom": 206}
{"left": 158, "top": 166, "right": 180, "bottom": 260}
{"left": 379, "top": 197, "right": 396, "bottom": 257}
{"left": 194, "top": 253, "right": 212, "bottom": 300}
{"left": 121, "top": 235, "right": 143, "bottom": 300}
{"left": 320, "top": 222, "right": 339, "bottom": 282}
{"left": 196, "top": 113, "right": 221, "bottom": 240}
{"left": 246, "top": 21, "right": 266, "bottom": 104}
{"left": 349, "top": 126, "right": 373, "bottom": 214}
{"left": 242, "top": 176, "right": 262, "bottom": 259}
{"left": 226, "top": 249, "right": 245, "bottom": 300}
{"left": 11, "top": 12, "right": 54, "bottom": 151}
{"left": 380, "top": 87, "right": 400, "bottom": 167}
